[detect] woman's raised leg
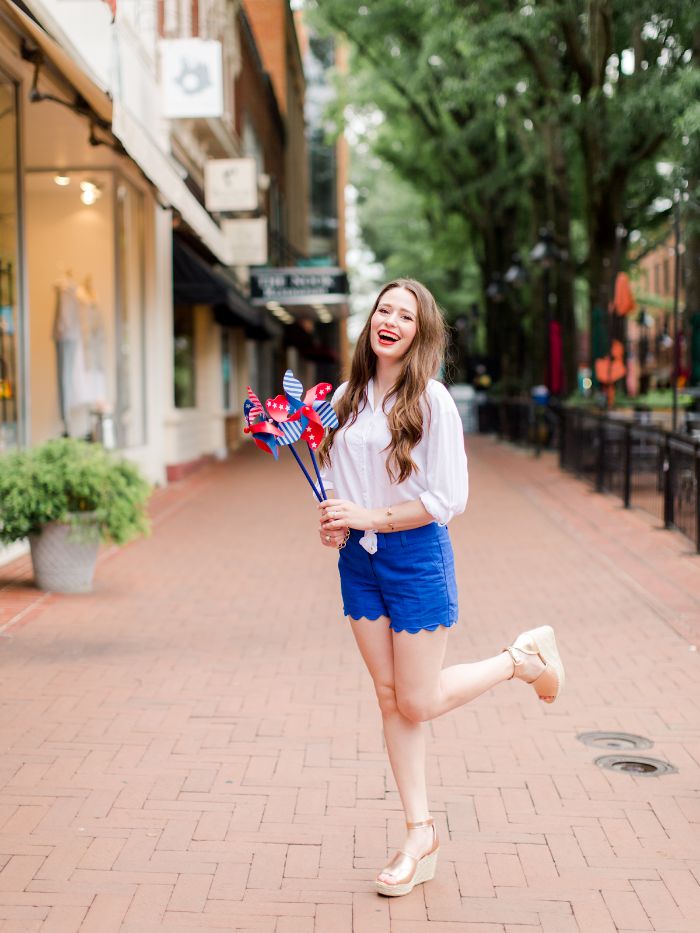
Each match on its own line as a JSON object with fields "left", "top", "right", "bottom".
{"left": 392, "top": 626, "right": 545, "bottom": 723}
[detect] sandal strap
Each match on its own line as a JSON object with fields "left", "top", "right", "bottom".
{"left": 406, "top": 817, "right": 434, "bottom": 829}
{"left": 396, "top": 849, "right": 417, "bottom": 861}
{"left": 503, "top": 642, "right": 542, "bottom": 680}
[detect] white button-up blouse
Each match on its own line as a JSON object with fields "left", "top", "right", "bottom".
{"left": 321, "top": 378, "right": 468, "bottom": 550}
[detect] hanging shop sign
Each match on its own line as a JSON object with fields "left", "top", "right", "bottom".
{"left": 250, "top": 268, "right": 349, "bottom": 305}
{"left": 161, "top": 38, "right": 223, "bottom": 119}
{"left": 222, "top": 218, "right": 268, "bottom": 267}
{"left": 204, "top": 158, "right": 258, "bottom": 212}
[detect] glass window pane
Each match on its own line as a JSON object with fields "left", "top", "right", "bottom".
{"left": 0, "top": 73, "right": 19, "bottom": 451}
{"left": 174, "top": 305, "right": 195, "bottom": 408}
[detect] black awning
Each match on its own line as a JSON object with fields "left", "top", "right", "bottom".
{"left": 172, "top": 236, "right": 267, "bottom": 335}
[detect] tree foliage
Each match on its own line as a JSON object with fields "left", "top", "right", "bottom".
{"left": 309, "top": 0, "right": 700, "bottom": 390}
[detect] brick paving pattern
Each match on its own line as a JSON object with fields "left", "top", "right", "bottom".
{"left": 0, "top": 436, "right": 698, "bottom": 932}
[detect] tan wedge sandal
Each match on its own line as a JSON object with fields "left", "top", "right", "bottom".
{"left": 504, "top": 624, "right": 565, "bottom": 703}
{"left": 374, "top": 817, "right": 440, "bottom": 897}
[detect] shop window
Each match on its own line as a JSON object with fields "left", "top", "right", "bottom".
{"left": 221, "top": 329, "right": 237, "bottom": 411}
{"left": 25, "top": 169, "right": 116, "bottom": 444}
{"left": 0, "top": 73, "right": 20, "bottom": 451}
{"left": 174, "top": 305, "right": 196, "bottom": 408}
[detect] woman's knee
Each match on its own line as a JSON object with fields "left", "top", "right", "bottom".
{"left": 395, "top": 691, "right": 433, "bottom": 723}
{"left": 374, "top": 681, "right": 399, "bottom": 717}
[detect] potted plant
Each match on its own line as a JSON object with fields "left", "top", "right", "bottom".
{"left": 0, "top": 437, "right": 151, "bottom": 593}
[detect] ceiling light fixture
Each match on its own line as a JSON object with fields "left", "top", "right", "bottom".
{"left": 54, "top": 174, "right": 70, "bottom": 186}
{"left": 79, "top": 179, "right": 102, "bottom": 205}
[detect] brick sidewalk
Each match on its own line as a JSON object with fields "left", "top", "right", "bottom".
{"left": 0, "top": 436, "right": 698, "bottom": 932}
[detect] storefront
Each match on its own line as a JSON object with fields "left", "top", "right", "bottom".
{"left": 249, "top": 265, "right": 349, "bottom": 388}
{"left": 0, "top": 1, "right": 170, "bottom": 486}
{"left": 167, "top": 234, "right": 280, "bottom": 478}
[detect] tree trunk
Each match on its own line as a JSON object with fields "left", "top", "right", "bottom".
{"left": 547, "top": 122, "right": 577, "bottom": 393}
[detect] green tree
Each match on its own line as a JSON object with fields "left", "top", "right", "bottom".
{"left": 310, "top": 0, "right": 700, "bottom": 391}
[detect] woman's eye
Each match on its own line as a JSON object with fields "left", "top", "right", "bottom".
{"left": 378, "top": 308, "right": 389, "bottom": 314}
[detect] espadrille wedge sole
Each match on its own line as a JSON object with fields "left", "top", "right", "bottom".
{"left": 374, "top": 818, "right": 439, "bottom": 897}
{"left": 504, "top": 624, "right": 565, "bottom": 703}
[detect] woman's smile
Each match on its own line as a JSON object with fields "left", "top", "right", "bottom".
{"left": 370, "top": 286, "right": 418, "bottom": 358}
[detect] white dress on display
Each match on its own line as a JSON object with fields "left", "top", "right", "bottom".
{"left": 77, "top": 285, "right": 107, "bottom": 405}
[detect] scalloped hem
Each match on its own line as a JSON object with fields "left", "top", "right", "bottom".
{"left": 344, "top": 612, "right": 458, "bottom": 634}
{"left": 345, "top": 610, "right": 388, "bottom": 622}
{"left": 392, "top": 616, "right": 458, "bottom": 634}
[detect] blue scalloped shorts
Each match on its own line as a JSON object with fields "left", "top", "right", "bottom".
{"left": 338, "top": 522, "right": 458, "bottom": 634}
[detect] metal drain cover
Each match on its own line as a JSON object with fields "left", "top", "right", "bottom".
{"left": 578, "top": 731, "right": 652, "bottom": 750}
{"left": 595, "top": 754, "right": 677, "bottom": 776}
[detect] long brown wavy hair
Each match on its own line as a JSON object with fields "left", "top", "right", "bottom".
{"left": 319, "top": 278, "right": 448, "bottom": 483}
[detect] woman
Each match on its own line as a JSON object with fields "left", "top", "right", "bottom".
{"left": 318, "top": 279, "right": 564, "bottom": 897}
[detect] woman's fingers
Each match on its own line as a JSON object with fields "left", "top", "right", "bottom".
{"left": 318, "top": 523, "right": 348, "bottom": 544}
{"left": 318, "top": 499, "right": 348, "bottom": 523}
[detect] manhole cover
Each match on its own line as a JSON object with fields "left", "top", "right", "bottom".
{"left": 595, "top": 755, "right": 677, "bottom": 776}
{"left": 578, "top": 731, "right": 652, "bottom": 750}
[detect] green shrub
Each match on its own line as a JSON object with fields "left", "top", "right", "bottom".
{"left": 0, "top": 438, "right": 151, "bottom": 546}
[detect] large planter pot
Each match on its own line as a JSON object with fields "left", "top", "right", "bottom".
{"left": 29, "top": 515, "right": 100, "bottom": 593}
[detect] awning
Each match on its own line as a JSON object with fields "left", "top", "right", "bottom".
{"left": 173, "top": 237, "right": 271, "bottom": 337}
{"left": 1, "top": 0, "right": 112, "bottom": 124}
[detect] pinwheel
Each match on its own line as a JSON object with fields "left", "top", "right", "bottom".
{"left": 243, "top": 370, "right": 339, "bottom": 502}
{"left": 243, "top": 391, "right": 283, "bottom": 458}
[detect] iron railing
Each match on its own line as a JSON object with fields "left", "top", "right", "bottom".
{"left": 485, "top": 400, "right": 700, "bottom": 552}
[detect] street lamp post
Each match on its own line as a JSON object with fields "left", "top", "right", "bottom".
{"left": 672, "top": 190, "right": 682, "bottom": 433}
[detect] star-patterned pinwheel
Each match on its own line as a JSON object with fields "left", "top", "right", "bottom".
{"left": 242, "top": 390, "right": 283, "bottom": 458}
{"left": 242, "top": 369, "right": 340, "bottom": 502}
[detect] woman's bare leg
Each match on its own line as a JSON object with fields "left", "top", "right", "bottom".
{"left": 392, "top": 626, "right": 545, "bottom": 724}
{"left": 348, "top": 616, "right": 435, "bottom": 884}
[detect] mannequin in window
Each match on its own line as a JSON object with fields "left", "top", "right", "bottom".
{"left": 52, "top": 268, "right": 80, "bottom": 435}
{"left": 77, "top": 275, "right": 106, "bottom": 405}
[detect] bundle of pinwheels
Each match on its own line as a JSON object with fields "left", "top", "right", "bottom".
{"left": 243, "top": 369, "right": 339, "bottom": 502}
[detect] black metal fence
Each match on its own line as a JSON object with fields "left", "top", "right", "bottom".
{"left": 484, "top": 399, "right": 700, "bottom": 552}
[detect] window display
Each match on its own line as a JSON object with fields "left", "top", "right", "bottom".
{"left": 25, "top": 169, "right": 146, "bottom": 448}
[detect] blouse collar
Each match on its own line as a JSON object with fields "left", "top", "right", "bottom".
{"left": 367, "top": 378, "right": 396, "bottom": 414}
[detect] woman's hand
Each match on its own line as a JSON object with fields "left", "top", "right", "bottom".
{"left": 319, "top": 498, "right": 376, "bottom": 532}
{"left": 319, "top": 525, "right": 348, "bottom": 549}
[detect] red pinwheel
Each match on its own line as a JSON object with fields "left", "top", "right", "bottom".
{"left": 243, "top": 389, "right": 283, "bottom": 458}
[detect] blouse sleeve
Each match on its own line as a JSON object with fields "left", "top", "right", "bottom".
{"left": 418, "top": 384, "right": 469, "bottom": 525}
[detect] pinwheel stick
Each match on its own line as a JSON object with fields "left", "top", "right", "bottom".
{"left": 308, "top": 449, "right": 327, "bottom": 501}
{"left": 288, "top": 445, "right": 324, "bottom": 503}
